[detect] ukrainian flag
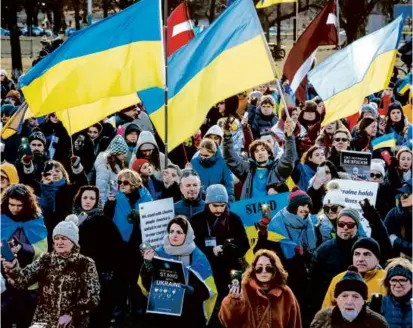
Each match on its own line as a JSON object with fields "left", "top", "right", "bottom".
{"left": 1, "top": 102, "right": 29, "bottom": 139}
{"left": 19, "top": 0, "right": 163, "bottom": 117}
{"left": 308, "top": 16, "right": 403, "bottom": 126}
{"left": 141, "top": 0, "right": 276, "bottom": 151}
{"left": 371, "top": 132, "right": 397, "bottom": 150}
{"left": 256, "top": 0, "right": 297, "bottom": 9}
{"left": 398, "top": 72, "right": 412, "bottom": 95}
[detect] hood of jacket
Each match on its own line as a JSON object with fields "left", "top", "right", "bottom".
{"left": 136, "top": 130, "right": 158, "bottom": 151}
{"left": 123, "top": 122, "right": 142, "bottom": 139}
{"left": 205, "top": 125, "right": 224, "bottom": 139}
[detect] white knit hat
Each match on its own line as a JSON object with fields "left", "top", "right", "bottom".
{"left": 323, "top": 181, "right": 346, "bottom": 207}
{"left": 53, "top": 215, "right": 80, "bottom": 246}
{"left": 370, "top": 162, "right": 385, "bottom": 177}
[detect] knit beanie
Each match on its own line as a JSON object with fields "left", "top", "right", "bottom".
{"left": 132, "top": 158, "right": 149, "bottom": 173}
{"left": 53, "top": 215, "right": 80, "bottom": 246}
{"left": 370, "top": 162, "right": 385, "bottom": 177}
{"left": 323, "top": 181, "right": 346, "bottom": 207}
{"left": 338, "top": 208, "right": 361, "bottom": 225}
{"left": 108, "top": 135, "right": 128, "bottom": 154}
{"left": 224, "top": 95, "right": 239, "bottom": 116}
{"left": 205, "top": 184, "right": 228, "bottom": 204}
{"left": 387, "top": 265, "right": 412, "bottom": 282}
{"left": 359, "top": 117, "right": 376, "bottom": 132}
{"left": 124, "top": 123, "right": 141, "bottom": 137}
{"left": 351, "top": 237, "right": 381, "bottom": 261}
{"left": 29, "top": 130, "right": 47, "bottom": 146}
{"left": 0, "top": 163, "right": 19, "bottom": 185}
{"left": 334, "top": 265, "right": 368, "bottom": 300}
{"left": 287, "top": 187, "right": 313, "bottom": 213}
{"left": 361, "top": 104, "right": 378, "bottom": 118}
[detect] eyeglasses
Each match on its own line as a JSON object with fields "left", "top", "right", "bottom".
{"left": 370, "top": 173, "right": 383, "bottom": 179}
{"left": 334, "top": 137, "right": 349, "bottom": 142}
{"left": 337, "top": 221, "right": 357, "bottom": 229}
{"left": 389, "top": 278, "right": 409, "bottom": 286}
{"left": 117, "top": 180, "right": 130, "bottom": 186}
{"left": 255, "top": 266, "right": 275, "bottom": 274}
{"left": 323, "top": 205, "right": 339, "bottom": 213}
{"left": 401, "top": 193, "right": 411, "bottom": 199}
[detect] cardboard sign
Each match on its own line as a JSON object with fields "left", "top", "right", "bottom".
{"left": 340, "top": 150, "right": 372, "bottom": 181}
{"left": 140, "top": 198, "right": 175, "bottom": 249}
{"left": 230, "top": 193, "right": 289, "bottom": 263}
{"left": 333, "top": 179, "right": 379, "bottom": 209}
{"left": 147, "top": 256, "right": 186, "bottom": 316}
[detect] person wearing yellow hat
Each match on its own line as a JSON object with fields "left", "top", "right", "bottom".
{"left": 0, "top": 162, "right": 19, "bottom": 189}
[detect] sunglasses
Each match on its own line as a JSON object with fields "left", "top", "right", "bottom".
{"left": 389, "top": 278, "right": 409, "bottom": 286}
{"left": 217, "top": 102, "right": 224, "bottom": 106}
{"left": 334, "top": 137, "right": 349, "bottom": 142}
{"left": 401, "top": 193, "right": 411, "bottom": 199}
{"left": 255, "top": 266, "right": 275, "bottom": 274}
{"left": 117, "top": 180, "right": 130, "bottom": 186}
{"left": 323, "top": 205, "right": 339, "bottom": 213}
{"left": 370, "top": 173, "right": 383, "bottom": 179}
{"left": 337, "top": 221, "right": 357, "bottom": 229}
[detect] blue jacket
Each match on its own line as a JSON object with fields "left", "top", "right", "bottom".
{"left": 381, "top": 294, "right": 412, "bottom": 328}
{"left": 174, "top": 198, "right": 205, "bottom": 220}
{"left": 384, "top": 205, "right": 412, "bottom": 258}
{"left": 291, "top": 162, "right": 316, "bottom": 191}
{"left": 191, "top": 150, "right": 234, "bottom": 202}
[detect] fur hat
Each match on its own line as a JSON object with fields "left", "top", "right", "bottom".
{"left": 53, "top": 215, "right": 80, "bottom": 246}
{"left": 361, "top": 104, "right": 378, "bottom": 118}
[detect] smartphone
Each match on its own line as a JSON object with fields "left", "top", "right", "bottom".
{"left": 317, "top": 166, "right": 327, "bottom": 179}
{"left": 230, "top": 270, "right": 243, "bottom": 288}
{"left": 381, "top": 150, "right": 392, "bottom": 167}
{"left": 1, "top": 241, "right": 15, "bottom": 262}
{"left": 109, "top": 180, "right": 118, "bottom": 195}
{"left": 78, "top": 212, "right": 88, "bottom": 225}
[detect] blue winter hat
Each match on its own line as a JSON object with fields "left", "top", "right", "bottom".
{"left": 205, "top": 184, "right": 228, "bottom": 204}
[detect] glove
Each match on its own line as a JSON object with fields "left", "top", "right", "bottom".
{"left": 360, "top": 198, "right": 381, "bottom": 224}
{"left": 70, "top": 156, "right": 81, "bottom": 169}
{"left": 181, "top": 284, "right": 195, "bottom": 296}
{"left": 21, "top": 154, "right": 33, "bottom": 166}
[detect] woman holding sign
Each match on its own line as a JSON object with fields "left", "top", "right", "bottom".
{"left": 139, "top": 216, "right": 217, "bottom": 328}
{"left": 219, "top": 249, "right": 301, "bottom": 328}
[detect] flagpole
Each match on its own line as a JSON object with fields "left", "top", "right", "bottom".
{"left": 294, "top": 1, "right": 298, "bottom": 42}
{"left": 336, "top": 0, "right": 340, "bottom": 48}
{"left": 162, "top": 0, "right": 169, "bottom": 167}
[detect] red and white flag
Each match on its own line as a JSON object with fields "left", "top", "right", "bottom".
{"left": 167, "top": 2, "right": 195, "bottom": 57}
{"left": 283, "top": 0, "right": 338, "bottom": 103}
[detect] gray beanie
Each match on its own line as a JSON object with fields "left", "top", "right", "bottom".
{"left": 53, "top": 215, "right": 80, "bottom": 246}
{"left": 205, "top": 184, "right": 228, "bottom": 204}
{"left": 361, "top": 104, "right": 378, "bottom": 118}
{"left": 338, "top": 208, "right": 361, "bottom": 225}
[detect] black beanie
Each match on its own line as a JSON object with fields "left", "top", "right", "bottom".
{"left": 334, "top": 265, "right": 368, "bottom": 300}
{"left": 351, "top": 237, "right": 381, "bottom": 261}
{"left": 359, "top": 117, "right": 376, "bottom": 132}
{"left": 29, "top": 130, "right": 46, "bottom": 146}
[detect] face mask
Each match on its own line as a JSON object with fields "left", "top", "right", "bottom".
{"left": 340, "top": 309, "right": 360, "bottom": 322}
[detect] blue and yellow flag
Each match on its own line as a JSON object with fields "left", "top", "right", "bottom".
{"left": 141, "top": 0, "right": 276, "bottom": 151}
{"left": 20, "top": 0, "right": 163, "bottom": 117}
{"left": 256, "top": 0, "right": 297, "bottom": 9}
{"left": 308, "top": 16, "right": 403, "bottom": 126}
{"left": 371, "top": 132, "right": 397, "bottom": 150}
{"left": 398, "top": 72, "right": 412, "bottom": 95}
{"left": 1, "top": 102, "right": 29, "bottom": 139}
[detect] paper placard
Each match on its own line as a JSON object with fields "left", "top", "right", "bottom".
{"left": 333, "top": 179, "right": 379, "bottom": 209}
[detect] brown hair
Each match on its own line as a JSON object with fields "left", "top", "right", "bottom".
{"left": 107, "top": 153, "right": 126, "bottom": 173}
{"left": 167, "top": 215, "right": 189, "bottom": 234}
{"left": 242, "top": 249, "right": 288, "bottom": 288}
{"left": 302, "top": 145, "right": 324, "bottom": 164}
{"left": 249, "top": 140, "right": 274, "bottom": 161}
{"left": 383, "top": 257, "right": 413, "bottom": 294}
{"left": 333, "top": 128, "right": 351, "bottom": 140}
{"left": 117, "top": 169, "right": 142, "bottom": 191}
{"left": 260, "top": 95, "right": 275, "bottom": 106}
{"left": 396, "top": 148, "right": 412, "bottom": 161}
{"left": 43, "top": 160, "right": 71, "bottom": 184}
{"left": 199, "top": 139, "right": 217, "bottom": 154}
{"left": 1, "top": 184, "right": 42, "bottom": 219}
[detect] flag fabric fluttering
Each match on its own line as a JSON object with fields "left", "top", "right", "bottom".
{"left": 19, "top": 0, "right": 163, "bottom": 117}
{"left": 141, "top": 0, "right": 276, "bottom": 151}
{"left": 256, "top": 0, "right": 297, "bottom": 10}
{"left": 308, "top": 16, "right": 403, "bottom": 126}
{"left": 1, "top": 102, "right": 29, "bottom": 139}
{"left": 167, "top": 2, "right": 195, "bottom": 57}
{"left": 371, "top": 132, "right": 397, "bottom": 150}
{"left": 398, "top": 72, "right": 412, "bottom": 95}
{"left": 283, "top": 0, "right": 337, "bottom": 104}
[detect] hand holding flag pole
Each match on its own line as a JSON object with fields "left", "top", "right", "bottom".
{"left": 275, "top": 79, "right": 290, "bottom": 118}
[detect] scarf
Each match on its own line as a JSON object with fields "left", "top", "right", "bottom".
{"left": 72, "top": 204, "right": 104, "bottom": 225}
{"left": 40, "top": 178, "right": 66, "bottom": 213}
{"left": 1, "top": 214, "right": 47, "bottom": 245}
{"left": 113, "top": 191, "right": 140, "bottom": 242}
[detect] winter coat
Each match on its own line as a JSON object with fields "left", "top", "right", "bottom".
{"left": 311, "top": 306, "right": 389, "bottom": 328}
{"left": 323, "top": 268, "right": 387, "bottom": 307}
{"left": 129, "top": 131, "right": 172, "bottom": 180}
{"left": 371, "top": 294, "right": 413, "bottom": 328}
{"left": 223, "top": 133, "right": 297, "bottom": 199}
{"left": 291, "top": 162, "right": 317, "bottom": 192}
{"left": 250, "top": 110, "right": 278, "bottom": 140}
{"left": 319, "top": 215, "right": 337, "bottom": 243}
{"left": 11, "top": 249, "right": 100, "bottom": 328}
{"left": 94, "top": 152, "right": 122, "bottom": 206}
{"left": 142, "top": 175, "right": 163, "bottom": 200}
{"left": 190, "top": 208, "right": 249, "bottom": 296}
{"left": 16, "top": 153, "right": 50, "bottom": 196}
{"left": 384, "top": 205, "right": 412, "bottom": 258}
{"left": 174, "top": 197, "right": 205, "bottom": 220}
{"left": 160, "top": 182, "right": 181, "bottom": 202}
{"left": 121, "top": 122, "right": 142, "bottom": 164}
{"left": 219, "top": 278, "right": 302, "bottom": 328}
{"left": 1, "top": 78, "right": 16, "bottom": 99}
{"left": 191, "top": 149, "right": 234, "bottom": 202}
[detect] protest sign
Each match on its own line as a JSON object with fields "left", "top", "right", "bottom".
{"left": 340, "top": 150, "right": 372, "bottom": 181}
{"left": 230, "top": 192, "right": 289, "bottom": 263}
{"left": 140, "top": 198, "right": 175, "bottom": 249}
{"left": 147, "top": 256, "right": 186, "bottom": 316}
{"left": 333, "top": 179, "right": 378, "bottom": 210}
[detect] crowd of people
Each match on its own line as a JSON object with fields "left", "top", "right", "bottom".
{"left": 0, "top": 56, "right": 412, "bottom": 328}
